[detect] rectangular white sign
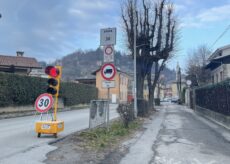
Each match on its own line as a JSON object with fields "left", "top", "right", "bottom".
{"left": 102, "top": 81, "right": 115, "bottom": 88}
{"left": 100, "top": 28, "right": 116, "bottom": 46}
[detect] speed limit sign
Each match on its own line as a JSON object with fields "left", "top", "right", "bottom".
{"left": 35, "top": 93, "right": 54, "bottom": 113}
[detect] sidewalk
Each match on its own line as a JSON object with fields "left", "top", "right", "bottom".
{"left": 45, "top": 104, "right": 230, "bottom": 164}
{"left": 0, "top": 104, "right": 89, "bottom": 120}
{"left": 120, "top": 107, "right": 165, "bottom": 164}
{"left": 120, "top": 104, "right": 230, "bottom": 164}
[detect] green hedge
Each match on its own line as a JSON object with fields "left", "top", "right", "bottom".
{"left": 60, "top": 82, "right": 98, "bottom": 106}
{"left": 0, "top": 72, "right": 98, "bottom": 107}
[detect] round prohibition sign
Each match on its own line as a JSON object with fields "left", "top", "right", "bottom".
{"left": 101, "top": 63, "right": 116, "bottom": 81}
{"left": 35, "top": 93, "right": 54, "bottom": 113}
{"left": 104, "top": 45, "right": 113, "bottom": 55}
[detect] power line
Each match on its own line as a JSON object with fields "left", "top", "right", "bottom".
{"left": 210, "top": 24, "right": 230, "bottom": 48}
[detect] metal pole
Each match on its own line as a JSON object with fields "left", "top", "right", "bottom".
{"left": 107, "top": 88, "right": 110, "bottom": 130}
{"left": 133, "top": 2, "right": 137, "bottom": 118}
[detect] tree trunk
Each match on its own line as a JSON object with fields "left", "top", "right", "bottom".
{"left": 157, "top": 82, "right": 160, "bottom": 98}
{"left": 135, "top": 58, "right": 146, "bottom": 116}
{"left": 136, "top": 72, "right": 144, "bottom": 99}
{"left": 148, "top": 86, "right": 154, "bottom": 109}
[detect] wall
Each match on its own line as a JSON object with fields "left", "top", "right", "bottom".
{"left": 195, "top": 105, "right": 230, "bottom": 129}
{"left": 171, "top": 83, "right": 178, "bottom": 97}
{"left": 222, "top": 48, "right": 230, "bottom": 56}
{"left": 96, "top": 70, "right": 119, "bottom": 101}
{"left": 119, "top": 73, "right": 129, "bottom": 102}
{"left": 225, "top": 64, "right": 230, "bottom": 78}
{"left": 96, "top": 70, "right": 129, "bottom": 103}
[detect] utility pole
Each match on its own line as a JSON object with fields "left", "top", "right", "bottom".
{"left": 133, "top": 2, "right": 137, "bottom": 118}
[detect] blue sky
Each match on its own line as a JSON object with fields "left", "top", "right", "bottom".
{"left": 0, "top": 0, "right": 230, "bottom": 70}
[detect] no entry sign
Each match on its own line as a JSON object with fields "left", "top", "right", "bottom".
{"left": 35, "top": 93, "right": 54, "bottom": 113}
{"left": 101, "top": 63, "right": 116, "bottom": 81}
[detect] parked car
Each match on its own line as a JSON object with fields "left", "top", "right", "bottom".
{"left": 171, "top": 97, "right": 179, "bottom": 103}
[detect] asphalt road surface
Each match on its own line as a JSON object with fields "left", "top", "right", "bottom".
{"left": 0, "top": 104, "right": 119, "bottom": 164}
{"left": 120, "top": 103, "right": 230, "bottom": 164}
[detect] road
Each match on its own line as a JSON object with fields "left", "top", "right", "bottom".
{"left": 0, "top": 104, "right": 119, "bottom": 164}
{"left": 121, "top": 103, "right": 230, "bottom": 164}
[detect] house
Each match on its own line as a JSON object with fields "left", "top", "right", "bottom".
{"left": 0, "top": 51, "right": 41, "bottom": 75}
{"left": 205, "top": 44, "right": 230, "bottom": 83}
{"left": 92, "top": 67, "right": 131, "bottom": 103}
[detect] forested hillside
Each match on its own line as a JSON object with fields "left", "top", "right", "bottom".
{"left": 58, "top": 48, "right": 176, "bottom": 82}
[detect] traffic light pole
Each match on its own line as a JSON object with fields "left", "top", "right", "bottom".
{"left": 35, "top": 65, "right": 64, "bottom": 138}
{"left": 53, "top": 66, "right": 62, "bottom": 121}
{"left": 53, "top": 95, "right": 58, "bottom": 121}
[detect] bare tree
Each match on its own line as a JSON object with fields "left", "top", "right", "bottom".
{"left": 186, "top": 45, "right": 211, "bottom": 85}
{"left": 122, "top": 0, "right": 177, "bottom": 112}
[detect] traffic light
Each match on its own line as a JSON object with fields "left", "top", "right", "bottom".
{"left": 45, "top": 66, "right": 61, "bottom": 96}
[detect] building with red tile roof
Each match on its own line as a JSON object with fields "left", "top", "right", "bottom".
{"left": 0, "top": 51, "right": 41, "bottom": 74}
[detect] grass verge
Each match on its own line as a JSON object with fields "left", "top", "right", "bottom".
{"left": 79, "top": 119, "right": 141, "bottom": 150}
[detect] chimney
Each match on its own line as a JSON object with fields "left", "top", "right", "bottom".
{"left": 16, "top": 51, "right": 24, "bottom": 57}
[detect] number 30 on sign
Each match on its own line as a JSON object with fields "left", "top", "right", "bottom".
{"left": 35, "top": 93, "right": 54, "bottom": 113}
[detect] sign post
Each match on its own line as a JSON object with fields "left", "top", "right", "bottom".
{"left": 100, "top": 63, "right": 116, "bottom": 130}
{"left": 100, "top": 27, "right": 116, "bottom": 130}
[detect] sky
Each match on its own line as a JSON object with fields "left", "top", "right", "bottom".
{"left": 0, "top": 0, "right": 230, "bottom": 70}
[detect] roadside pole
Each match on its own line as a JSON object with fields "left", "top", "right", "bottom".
{"left": 107, "top": 88, "right": 110, "bottom": 130}
{"left": 133, "top": 1, "right": 137, "bottom": 118}
{"left": 100, "top": 28, "right": 117, "bottom": 130}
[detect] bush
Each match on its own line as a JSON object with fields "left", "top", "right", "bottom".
{"left": 60, "top": 82, "right": 98, "bottom": 106}
{"left": 0, "top": 72, "right": 98, "bottom": 107}
{"left": 195, "top": 79, "right": 230, "bottom": 116}
{"left": 116, "top": 103, "right": 134, "bottom": 128}
{"left": 0, "top": 72, "right": 47, "bottom": 107}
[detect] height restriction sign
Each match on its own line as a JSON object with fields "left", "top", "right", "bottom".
{"left": 35, "top": 93, "right": 54, "bottom": 113}
{"left": 103, "top": 45, "right": 114, "bottom": 63}
{"left": 101, "top": 63, "right": 116, "bottom": 81}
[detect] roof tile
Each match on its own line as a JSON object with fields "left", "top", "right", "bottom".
{"left": 0, "top": 55, "right": 40, "bottom": 68}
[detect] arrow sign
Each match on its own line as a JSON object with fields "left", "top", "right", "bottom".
{"left": 101, "top": 63, "right": 116, "bottom": 81}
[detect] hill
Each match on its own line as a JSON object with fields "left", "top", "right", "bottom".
{"left": 59, "top": 48, "right": 176, "bottom": 82}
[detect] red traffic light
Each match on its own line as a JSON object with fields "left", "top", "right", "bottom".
{"left": 45, "top": 66, "right": 60, "bottom": 77}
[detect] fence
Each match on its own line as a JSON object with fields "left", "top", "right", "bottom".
{"left": 195, "top": 79, "right": 230, "bottom": 116}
